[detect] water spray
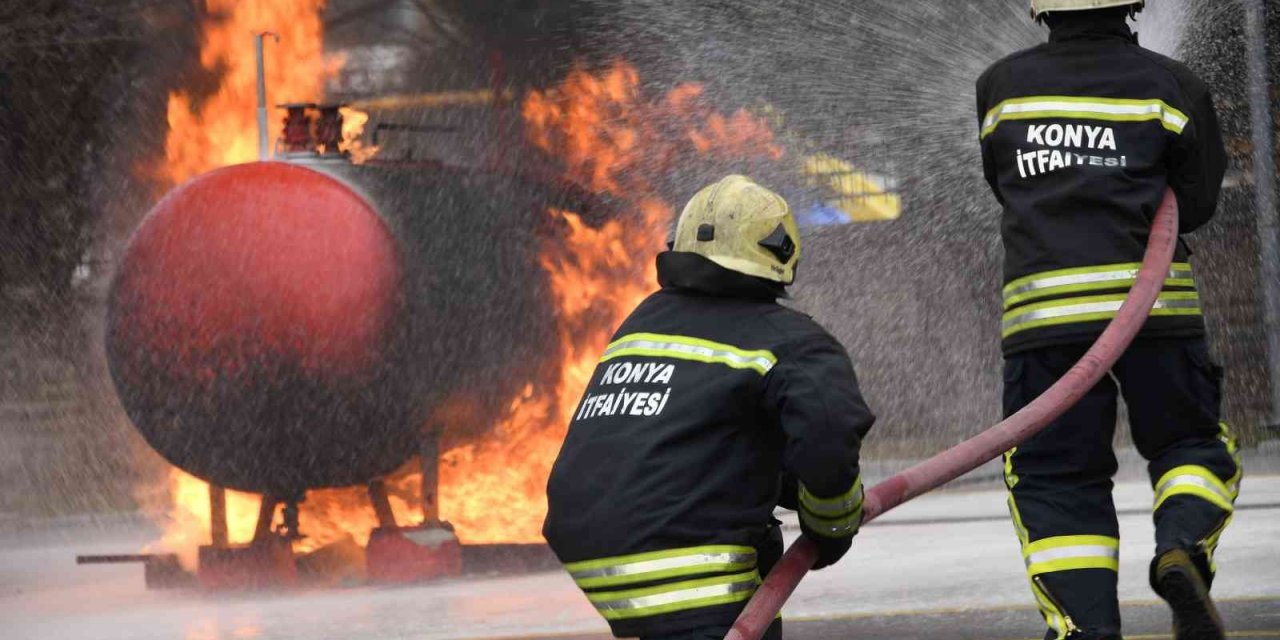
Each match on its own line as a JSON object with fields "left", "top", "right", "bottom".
{"left": 1243, "top": 0, "right": 1279, "bottom": 429}
{"left": 726, "top": 188, "right": 1181, "bottom": 640}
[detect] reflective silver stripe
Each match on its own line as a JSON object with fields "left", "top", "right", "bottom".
{"left": 1024, "top": 545, "right": 1119, "bottom": 568}
{"left": 1003, "top": 265, "right": 1194, "bottom": 307}
{"left": 988, "top": 100, "right": 1187, "bottom": 126}
{"left": 798, "top": 505, "right": 862, "bottom": 538}
{"left": 602, "top": 336, "right": 775, "bottom": 374}
{"left": 591, "top": 578, "right": 758, "bottom": 612}
{"left": 981, "top": 97, "right": 1189, "bottom": 137}
{"left": 568, "top": 550, "right": 755, "bottom": 582}
{"left": 1002, "top": 296, "right": 1200, "bottom": 334}
{"left": 1156, "top": 474, "right": 1234, "bottom": 503}
{"left": 800, "top": 481, "right": 864, "bottom": 518}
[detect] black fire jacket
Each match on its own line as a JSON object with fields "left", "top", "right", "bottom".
{"left": 976, "top": 14, "right": 1227, "bottom": 355}
{"left": 543, "top": 251, "right": 875, "bottom": 638}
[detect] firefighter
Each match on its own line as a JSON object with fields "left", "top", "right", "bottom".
{"left": 976, "top": 2, "right": 1238, "bottom": 639}
{"left": 544, "top": 175, "right": 875, "bottom": 640}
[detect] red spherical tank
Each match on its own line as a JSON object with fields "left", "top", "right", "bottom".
{"left": 107, "top": 162, "right": 414, "bottom": 496}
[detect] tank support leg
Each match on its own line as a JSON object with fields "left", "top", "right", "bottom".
{"left": 368, "top": 479, "right": 398, "bottom": 528}
{"left": 254, "top": 496, "right": 278, "bottom": 542}
{"left": 280, "top": 498, "right": 303, "bottom": 541}
{"left": 420, "top": 426, "right": 440, "bottom": 524}
{"left": 209, "top": 484, "right": 229, "bottom": 548}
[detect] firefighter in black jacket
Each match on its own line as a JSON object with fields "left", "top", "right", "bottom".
{"left": 976, "top": 2, "right": 1238, "bottom": 639}
{"left": 544, "top": 175, "right": 875, "bottom": 640}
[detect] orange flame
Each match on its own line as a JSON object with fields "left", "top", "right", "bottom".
{"left": 435, "top": 62, "right": 782, "bottom": 543}
{"left": 339, "top": 106, "right": 379, "bottom": 163}
{"left": 160, "top": 0, "right": 331, "bottom": 185}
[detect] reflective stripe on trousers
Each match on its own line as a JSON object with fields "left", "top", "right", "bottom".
{"left": 1023, "top": 535, "right": 1120, "bottom": 576}
{"left": 1153, "top": 422, "right": 1243, "bottom": 572}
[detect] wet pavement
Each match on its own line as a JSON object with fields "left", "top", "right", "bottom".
{"left": 2, "top": 471, "right": 1277, "bottom": 640}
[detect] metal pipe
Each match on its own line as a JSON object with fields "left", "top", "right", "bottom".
{"left": 726, "top": 189, "right": 1181, "bottom": 640}
{"left": 254, "top": 32, "right": 279, "bottom": 161}
{"left": 209, "top": 484, "right": 228, "bottom": 548}
{"left": 1244, "top": 0, "right": 1279, "bottom": 426}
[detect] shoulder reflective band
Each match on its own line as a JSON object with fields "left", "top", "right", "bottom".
{"left": 799, "top": 477, "right": 863, "bottom": 519}
{"left": 602, "top": 333, "right": 777, "bottom": 375}
{"left": 1002, "top": 291, "right": 1201, "bottom": 339}
{"left": 981, "top": 96, "right": 1189, "bottom": 139}
{"left": 1154, "top": 465, "right": 1237, "bottom": 513}
{"left": 565, "top": 545, "right": 757, "bottom": 590}
{"left": 1003, "top": 263, "right": 1195, "bottom": 310}
{"left": 586, "top": 570, "right": 761, "bottom": 620}
{"left": 1023, "top": 535, "right": 1119, "bottom": 576}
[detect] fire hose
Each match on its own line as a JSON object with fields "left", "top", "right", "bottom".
{"left": 725, "top": 187, "right": 1180, "bottom": 640}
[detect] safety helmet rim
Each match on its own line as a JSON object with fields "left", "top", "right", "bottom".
{"left": 1029, "top": 0, "right": 1145, "bottom": 22}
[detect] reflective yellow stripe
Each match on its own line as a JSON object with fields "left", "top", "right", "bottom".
{"left": 1002, "top": 262, "right": 1195, "bottom": 310}
{"left": 565, "top": 545, "right": 757, "bottom": 590}
{"left": 1220, "top": 422, "right": 1243, "bottom": 495}
{"left": 1001, "top": 291, "right": 1201, "bottom": 339}
{"left": 1003, "top": 448, "right": 1020, "bottom": 490}
{"left": 1154, "top": 465, "right": 1236, "bottom": 513}
{"left": 799, "top": 477, "right": 864, "bottom": 519}
{"left": 799, "top": 502, "right": 862, "bottom": 538}
{"left": 1024, "top": 535, "right": 1120, "bottom": 576}
{"left": 1007, "top": 488, "right": 1072, "bottom": 638}
{"left": 981, "top": 95, "right": 1189, "bottom": 138}
{"left": 586, "top": 570, "right": 760, "bottom": 620}
{"left": 602, "top": 333, "right": 776, "bottom": 375}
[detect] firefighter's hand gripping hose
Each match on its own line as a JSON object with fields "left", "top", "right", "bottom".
{"left": 724, "top": 187, "right": 1181, "bottom": 640}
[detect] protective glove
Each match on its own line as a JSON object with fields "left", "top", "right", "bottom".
{"left": 800, "top": 524, "right": 853, "bottom": 571}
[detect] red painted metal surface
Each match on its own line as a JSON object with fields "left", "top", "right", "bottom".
{"left": 197, "top": 537, "right": 298, "bottom": 590}
{"left": 365, "top": 526, "right": 463, "bottom": 584}
{"left": 726, "top": 188, "right": 1180, "bottom": 640}
{"left": 107, "top": 161, "right": 406, "bottom": 495}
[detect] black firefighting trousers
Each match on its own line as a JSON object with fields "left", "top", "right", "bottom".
{"left": 1002, "top": 337, "right": 1241, "bottom": 640}
{"left": 639, "top": 525, "right": 785, "bottom": 640}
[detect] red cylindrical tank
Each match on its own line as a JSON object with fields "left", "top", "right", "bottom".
{"left": 107, "top": 162, "right": 411, "bottom": 496}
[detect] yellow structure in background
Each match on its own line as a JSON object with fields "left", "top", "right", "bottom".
{"left": 349, "top": 89, "right": 513, "bottom": 111}
{"left": 802, "top": 153, "right": 902, "bottom": 222}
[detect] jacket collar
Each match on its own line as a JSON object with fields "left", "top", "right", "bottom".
{"left": 656, "top": 251, "right": 787, "bottom": 301}
{"left": 1049, "top": 13, "right": 1137, "bottom": 44}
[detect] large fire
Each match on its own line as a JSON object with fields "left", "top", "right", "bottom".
{"left": 147, "top": 0, "right": 783, "bottom": 558}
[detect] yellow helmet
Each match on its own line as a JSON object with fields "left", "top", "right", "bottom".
{"left": 673, "top": 175, "right": 800, "bottom": 284}
{"left": 1030, "top": 0, "right": 1144, "bottom": 21}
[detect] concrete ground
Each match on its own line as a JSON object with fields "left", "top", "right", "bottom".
{"left": 2, "top": 471, "right": 1277, "bottom": 640}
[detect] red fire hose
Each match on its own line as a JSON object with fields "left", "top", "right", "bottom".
{"left": 725, "top": 188, "right": 1180, "bottom": 640}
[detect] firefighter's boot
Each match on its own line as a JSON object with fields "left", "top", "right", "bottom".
{"left": 1152, "top": 548, "right": 1224, "bottom": 640}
